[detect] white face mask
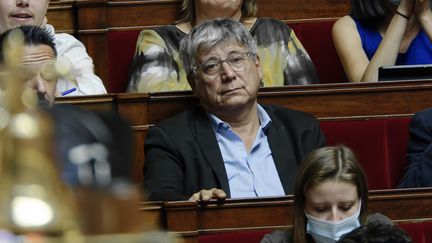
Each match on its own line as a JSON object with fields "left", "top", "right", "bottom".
{"left": 305, "top": 201, "right": 362, "bottom": 243}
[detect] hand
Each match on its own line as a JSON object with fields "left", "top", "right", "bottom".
{"left": 188, "top": 188, "right": 227, "bottom": 202}
{"left": 414, "top": 0, "right": 432, "bottom": 23}
{"left": 398, "top": 0, "right": 415, "bottom": 17}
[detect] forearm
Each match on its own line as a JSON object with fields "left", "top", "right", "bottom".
{"left": 418, "top": 10, "right": 432, "bottom": 41}
{"left": 360, "top": 13, "right": 408, "bottom": 82}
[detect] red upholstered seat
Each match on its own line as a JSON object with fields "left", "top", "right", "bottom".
{"left": 290, "top": 21, "right": 347, "bottom": 84}
{"left": 198, "top": 230, "right": 272, "bottom": 243}
{"left": 399, "top": 221, "right": 432, "bottom": 243}
{"left": 387, "top": 118, "right": 411, "bottom": 187}
{"left": 107, "top": 30, "right": 141, "bottom": 93}
{"left": 320, "top": 117, "right": 411, "bottom": 190}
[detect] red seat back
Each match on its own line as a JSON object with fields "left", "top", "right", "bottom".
{"left": 290, "top": 21, "right": 348, "bottom": 84}
{"left": 399, "top": 221, "right": 432, "bottom": 243}
{"left": 198, "top": 230, "right": 271, "bottom": 243}
{"left": 320, "top": 117, "right": 411, "bottom": 190}
{"left": 107, "top": 30, "right": 141, "bottom": 93}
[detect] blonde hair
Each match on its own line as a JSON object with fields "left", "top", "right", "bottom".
{"left": 292, "top": 146, "right": 368, "bottom": 243}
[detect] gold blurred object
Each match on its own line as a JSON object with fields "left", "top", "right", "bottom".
{"left": 0, "top": 28, "right": 81, "bottom": 239}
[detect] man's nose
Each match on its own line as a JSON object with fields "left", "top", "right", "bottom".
{"left": 220, "top": 61, "right": 236, "bottom": 81}
{"left": 32, "top": 75, "right": 47, "bottom": 94}
{"left": 16, "top": 0, "right": 29, "bottom": 7}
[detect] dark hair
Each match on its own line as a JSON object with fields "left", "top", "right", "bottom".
{"left": 337, "top": 221, "right": 412, "bottom": 243}
{"left": 0, "top": 25, "right": 56, "bottom": 63}
{"left": 350, "top": 0, "right": 392, "bottom": 26}
{"left": 292, "top": 146, "right": 369, "bottom": 243}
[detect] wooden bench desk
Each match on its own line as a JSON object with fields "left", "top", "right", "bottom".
{"left": 139, "top": 188, "right": 432, "bottom": 243}
{"left": 56, "top": 80, "right": 432, "bottom": 125}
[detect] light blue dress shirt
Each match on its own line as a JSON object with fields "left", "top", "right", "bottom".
{"left": 208, "top": 105, "right": 285, "bottom": 198}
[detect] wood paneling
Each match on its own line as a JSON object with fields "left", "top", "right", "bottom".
{"left": 56, "top": 80, "right": 432, "bottom": 126}
{"left": 257, "top": 0, "right": 349, "bottom": 20}
{"left": 47, "top": 0, "right": 75, "bottom": 34}
{"left": 139, "top": 188, "right": 432, "bottom": 242}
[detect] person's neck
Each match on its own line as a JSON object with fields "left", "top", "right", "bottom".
{"left": 194, "top": 4, "right": 242, "bottom": 27}
{"left": 213, "top": 102, "right": 259, "bottom": 130}
{"left": 217, "top": 102, "right": 260, "bottom": 151}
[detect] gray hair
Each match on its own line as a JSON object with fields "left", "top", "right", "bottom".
{"left": 180, "top": 18, "right": 258, "bottom": 75}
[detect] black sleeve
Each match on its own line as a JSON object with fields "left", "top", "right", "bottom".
{"left": 143, "top": 125, "right": 188, "bottom": 201}
{"left": 399, "top": 110, "right": 432, "bottom": 188}
{"left": 313, "top": 118, "right": 327, "bottom": 149}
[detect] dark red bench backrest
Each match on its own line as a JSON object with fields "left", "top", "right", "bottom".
{"left": 290, "top": 20, "right": 347, "bottom": 84}
{"left": 198, "top": 230, "right": 272, "bottom": 243}
{"left": 107, "top": 30, "right": 141, "bottom": 93}
{"left": 399, "top": 221, "right": 432, "bottom": 243}
{"left": 320, "top": 117, "right": 411, "bottom": 190}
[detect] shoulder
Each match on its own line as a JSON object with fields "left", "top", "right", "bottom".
{"left": 333, "top": 15, "right": 356, "bottom": 34}
{"left": 262, "top": 104, "right": 318, "bottom": 123}
{"left": 54, "top": 32, "right": 83, "bottom": 47}
{"left": 52, "top": 32, "right": 87, "bottom": 57}
{"left": 136, "top": 25, "right": 184, "bottom": 50}
{"left": 254, "top": 17, "right": 291, "bottom": 31}
{"left": 138, "top": 25, "right": 184, "bottom": 41}
{"left": 260, "top": 230, "right": 292, "bottom": 243}
{"left": 413, "top": 108, "right": 432, "bottom": 122}
{"left": 410, "top": 108, "right": 432, "bottom": 130}
{"left": 152, "top": 106, "right": 203, "bottom": 133}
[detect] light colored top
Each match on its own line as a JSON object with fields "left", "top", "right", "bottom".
{"left": 45, "top": 24, "right": 107, "bottom": 96}
{"left": 208, "top": 104, "right": 285, "bottom": 198}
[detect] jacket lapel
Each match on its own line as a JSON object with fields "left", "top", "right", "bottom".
{"left": 266, "top": 108, "right": 298, "bottom": 195}
{"left": 192, "top": 107, "right": 231, "bottom": 197}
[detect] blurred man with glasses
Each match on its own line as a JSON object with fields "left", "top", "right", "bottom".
{"left": 143, "top": 18, "right": 326, "bottom": 202}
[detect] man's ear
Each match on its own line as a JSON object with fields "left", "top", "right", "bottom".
{"left": 254, "top": 55, "right": 263, "bottom": 81}
{"left": 187, "top": 72, "right": 197, "bottom": 93}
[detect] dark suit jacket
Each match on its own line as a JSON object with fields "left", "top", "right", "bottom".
{"left": 143, "top": 104, "right": 326, "bottom": 201}
{"left": 399, "top": 108, "right": 432, "bottom": 188}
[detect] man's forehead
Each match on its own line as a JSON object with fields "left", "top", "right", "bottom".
{"left": 17, "top": 45, "right": 55, "bottom": 65}
{"left": 198, "top": 40, "right": 245, "bottom": 57}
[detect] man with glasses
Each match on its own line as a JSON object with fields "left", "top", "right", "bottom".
{"left": 143, "top": 18, "right": 326, "bottom": 202}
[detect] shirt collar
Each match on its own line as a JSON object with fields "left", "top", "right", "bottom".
{"left": 207, "top": 104, "right": 272, "bottom": 132}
